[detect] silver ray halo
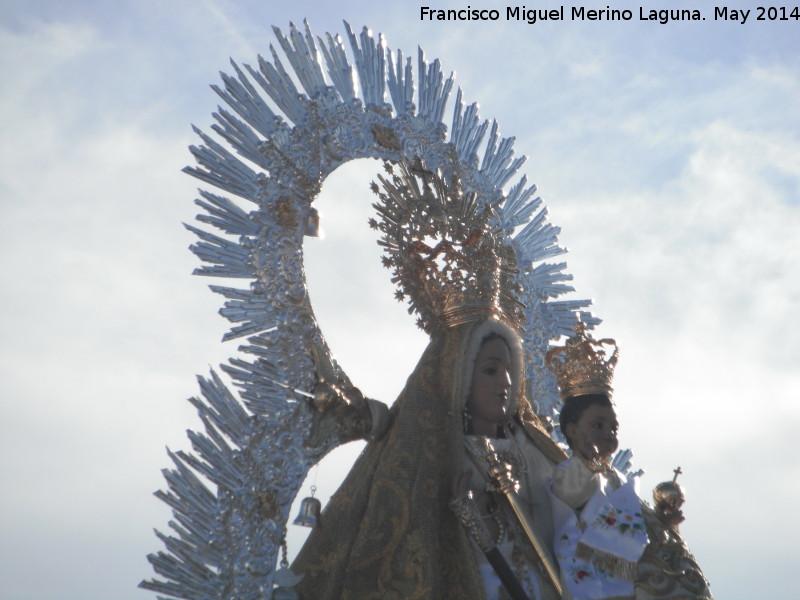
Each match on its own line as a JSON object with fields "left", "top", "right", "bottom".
{"left": 141, "top": 19, "right": 598, "bottom": 599}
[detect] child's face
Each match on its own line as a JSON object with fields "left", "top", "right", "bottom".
{"left": 567, "top": 404, "right": 619, "bottom": 460}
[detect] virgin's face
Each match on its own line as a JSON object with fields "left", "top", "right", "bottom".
{"left": 466, "top": 337, "right": 512, "bottom": 435}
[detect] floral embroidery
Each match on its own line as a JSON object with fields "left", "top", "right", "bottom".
{"left": 593, "top": 505, "right": 644, "bottom": 536}
{"left": 564, "top": 561, "right": 596, "bottom": 585}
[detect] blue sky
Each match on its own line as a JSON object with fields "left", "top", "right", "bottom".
{"left": 1, "top": 1, "right": 798, "bottom": 599}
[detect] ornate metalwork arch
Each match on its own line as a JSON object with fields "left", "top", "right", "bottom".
{"left": 141, "top": 20, "right": 596, "bottom": 599}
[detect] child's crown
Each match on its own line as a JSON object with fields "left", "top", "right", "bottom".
{"left": 545, "top": 318, "right": 618, "bottom": 400}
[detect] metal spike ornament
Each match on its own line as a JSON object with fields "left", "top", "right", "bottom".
{"left": 142, "top": 19, "right": 598, "bottom": 599}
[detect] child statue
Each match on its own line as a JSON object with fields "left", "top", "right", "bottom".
{"left": 546, "top": 322, "right": 713, "bottom": 600}
{"left": 546, "top": 324, "right": 648, "bottom": 599}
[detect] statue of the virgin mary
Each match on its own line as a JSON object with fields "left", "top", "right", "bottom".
{"left": 141, "top": 20, "right": 712, "bottom": 600}
{"left": 292, "top": 162, "right": 568, "bottom": 600}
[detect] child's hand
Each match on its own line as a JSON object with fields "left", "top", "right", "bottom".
{"left": 659, "top": 505, "right": 685, "bottom": 529}
{"left": 576, "top": 438, "right": 612, "bottom": 473}
{"left": 574, "top": 432, "right": 603, "bottom": 461}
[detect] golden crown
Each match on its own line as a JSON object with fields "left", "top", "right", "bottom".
{"left": 545, "top": 319, "right": 618, "bottom": 399}
{"left": 369, "top": 159, "right": 524, "bottom": 333}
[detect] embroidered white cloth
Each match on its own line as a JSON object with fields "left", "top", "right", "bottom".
{"left": 550, "top": 459, "right": 648, "bottom": 600}
{"left": 581, "top": 478, "right": 648, "bottom": 567}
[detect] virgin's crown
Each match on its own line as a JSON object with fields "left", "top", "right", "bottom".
{"left": 545, "top": 319, "right": 618, "bottom": 399}
{"left": 370, "top": 159, "right": 524, "bottom": 333}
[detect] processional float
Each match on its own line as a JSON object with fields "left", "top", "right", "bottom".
{"left": 140, "top": 20, "right": 710, "bottom": 600}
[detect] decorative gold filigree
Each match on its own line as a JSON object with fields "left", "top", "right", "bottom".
{"left": 371, "top": 124, "right": 402, "bottom": 150}
{"left": 275, "top": 196, "right": 299, "bottom": 231}
{"left": 636, "top": 507, "right": 713, "bottom": 599}
{"left": 545, "top": 319, "right": 618, "bottom": 400}
{"left": 370, "top": 159, "right": 524, "bottom": 333}
{"left": 256, "top": 490, "right": 280, "bottom": 520}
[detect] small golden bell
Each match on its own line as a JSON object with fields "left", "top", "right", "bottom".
{"left": 293, "top": 486, "right": 321, "bottom": 528}
{"left": 304, "top": 207, "right": 323, "bottom": 238}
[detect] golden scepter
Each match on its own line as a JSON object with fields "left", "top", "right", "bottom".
{"left": 482, "top": 438, "right": 563, "bottom": 598}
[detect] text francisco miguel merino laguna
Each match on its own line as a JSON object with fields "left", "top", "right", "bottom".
{"left": 420, "top": 6, "right": 765, "bottom": 24}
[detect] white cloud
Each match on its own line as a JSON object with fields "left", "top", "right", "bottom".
{"left": 304, "top": 159, "right": 430, "bottom": 401}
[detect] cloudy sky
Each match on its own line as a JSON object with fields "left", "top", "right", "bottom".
{"left": 1, "top": 1, "right": 797, "bottom": 599}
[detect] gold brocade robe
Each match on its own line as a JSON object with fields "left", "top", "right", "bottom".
{"left": 292, "top": 318, "right": 567, "bottom": 599}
